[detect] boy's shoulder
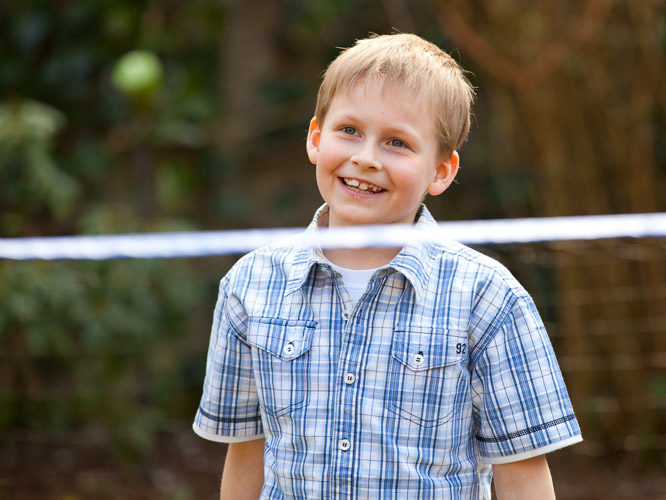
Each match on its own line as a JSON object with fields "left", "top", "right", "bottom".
{"left": 417, "top": 238, "right": 539, "bottom": 342}
{"left": 415, "top": 206, "right": 524, "bottom": 289}
{"left": 222, "top": 205, "right": 326, "bottom": 291}
{"left": 435, "top": 237, "right": 511, "bottom": 273}
{"left": 222, "top": 230, "right": 311, "bottom": 289}
{"left": 423, "top": 236, "right": 531, "bottom": 300}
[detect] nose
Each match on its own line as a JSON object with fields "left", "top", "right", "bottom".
{"left": 351, "top": 141, "right": 381, "bottom": 170}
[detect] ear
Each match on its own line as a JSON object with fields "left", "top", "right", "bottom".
{"left": 427, "top": 151, "right": 460, "bottom": 196}
{"left": 306, "top": 117, "right": 321, "bottom": 165}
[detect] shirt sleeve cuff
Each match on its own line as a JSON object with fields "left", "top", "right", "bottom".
{"left": 192, "top": 422, "right": 265, "bottom": 443}
{"left": 481, "top": 435, "right": 583, "bottom": 464}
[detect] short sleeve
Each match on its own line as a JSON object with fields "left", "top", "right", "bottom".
{"left": 193, "top": 277, "right": 264, "bottom": 443}
{"left": 471, "top": 295, "right": 582, "bottom": 464}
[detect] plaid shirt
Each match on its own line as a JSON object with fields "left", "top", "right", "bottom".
{"left": 194, "top": 205, "right": 582, "bottom": 499}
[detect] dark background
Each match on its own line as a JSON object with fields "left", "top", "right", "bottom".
{"left": 1, "top": 1, "right": 665, "bottom": 498}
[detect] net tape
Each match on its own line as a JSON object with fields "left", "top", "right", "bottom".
{"left": 1, "top": 212, "right": 666, "bottom": 261}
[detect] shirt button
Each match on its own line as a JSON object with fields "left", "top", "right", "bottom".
{"left": 284, "top": 342, "right": 295, "bottom": 355}
{"left": 342, "top": 312, "right": 349, "bottom": 320}
{"left": 338, "top": 439, "right": 351, "bottom": 452}
{"left": 344, "top": 373, "right": 356, "bottom": 385}
{"left": 414, "top": 352, "right": 425, "bottom": 366}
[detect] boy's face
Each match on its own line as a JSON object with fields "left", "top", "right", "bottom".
{"left": 306, "top": 78, "right": 459, "bottom": 227}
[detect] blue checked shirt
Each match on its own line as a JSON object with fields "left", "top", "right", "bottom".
{"left": 194, "top": 205, "right": 582, "bottom": 499}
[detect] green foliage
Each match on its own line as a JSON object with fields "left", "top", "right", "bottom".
{"left": 0, "top": 100, "right": 79, "bottom": 232}
{"left": 0, "top": 258, "right": 206, "bottom": 452}
{"left": 0, "top": 1, "right": 226, "bottom": 458}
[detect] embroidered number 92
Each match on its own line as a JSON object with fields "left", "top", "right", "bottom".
{"left": 456, "top": 343, "right": 466, "bottom": 355}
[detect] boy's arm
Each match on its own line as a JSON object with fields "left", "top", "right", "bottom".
{"left": 220, "top": 438, "right": 265, "bottom": 500}
{"left": 492, "top": 455, "right": 555, "bottom": 500}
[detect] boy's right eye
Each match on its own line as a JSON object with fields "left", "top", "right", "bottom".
{"left": 342, "top": 126, "right": 356, "bottom": 135}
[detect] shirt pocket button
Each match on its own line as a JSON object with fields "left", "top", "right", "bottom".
{"left": 284, "top": 342, "right": 295, "bottom": 355}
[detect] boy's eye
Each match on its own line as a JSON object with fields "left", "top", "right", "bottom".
{"left": 342, "top": 126, "right": 356, "bottom": 135}
{"left": 390, "top": 138, "right": 405, "bottom": 148}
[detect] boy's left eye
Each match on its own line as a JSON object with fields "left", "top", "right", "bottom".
{"left": 342, "top": 126, "right": 356, "bottom": 135}
{"left": 390, "top": 138, "right": 405, "bottom": 148}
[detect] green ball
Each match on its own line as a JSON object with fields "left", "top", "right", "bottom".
{"left": 112, "top": 50, "right": 163, "bottom": 99}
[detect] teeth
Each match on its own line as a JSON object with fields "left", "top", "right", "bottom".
{"left": 344, "top": 177, "right": 382, "bottom": 193}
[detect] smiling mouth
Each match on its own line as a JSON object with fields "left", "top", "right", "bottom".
{"left": 342, "top": 177, "right": 385, "bottom": 193}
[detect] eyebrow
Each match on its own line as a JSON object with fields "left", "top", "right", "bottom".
{"left": 380, "top": 123, "right": 424, "bottom": 148}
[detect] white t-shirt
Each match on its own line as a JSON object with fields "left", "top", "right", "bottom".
{"left": 328, "top": 262, "right": 380, "bottom": 304}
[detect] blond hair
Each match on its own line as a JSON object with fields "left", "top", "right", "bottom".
{"left": 314, "top": 33, "right": 475, "bottom": 156}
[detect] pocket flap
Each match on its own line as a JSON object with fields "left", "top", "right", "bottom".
{"left": 247, "top": 317, "right": 316, "bottom": 361}
{"left": 392, "top": 328, "right": 467, "bottom": 371}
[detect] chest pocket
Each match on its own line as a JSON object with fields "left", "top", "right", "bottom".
{"left": 246, "top": 317, "right": 316, "bottom": 417}
{"left": 387, "top": 327, "right": 468, "bottom": 428}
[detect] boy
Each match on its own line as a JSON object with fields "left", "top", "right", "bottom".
{"left": 194, "top": 33, "right": 582, "bottom": 499}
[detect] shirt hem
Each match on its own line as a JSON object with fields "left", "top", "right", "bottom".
{"left": 481, "top": 435, "right": 583, "bottom": 464}
{"left": 192, "top": 422, "right": 265, "bottom": 443}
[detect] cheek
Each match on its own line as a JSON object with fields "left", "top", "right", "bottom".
{"left": 391, "top": 167, "right": 430, "bottom": 196}
{"left": 315, "top": 164, "right": 336, "bottom": 190}
{"left": 316, "top": 145, "right": 344, "bottom": 172}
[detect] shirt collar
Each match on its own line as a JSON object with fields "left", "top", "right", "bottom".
{"left": 284, "top": 204, "right": 330, "bottom": 295}
{"left": 388, "top": 205, "right": 438, "bottom": 303}
{"left": 285, "top": 204, "right": 439, "bottom": 302}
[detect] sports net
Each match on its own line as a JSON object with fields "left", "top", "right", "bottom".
{"left": 478, "top": 236, "right": 666, "bottom": 462}
{"left": 1, "top": 214, "right": 665, "bottom": 496}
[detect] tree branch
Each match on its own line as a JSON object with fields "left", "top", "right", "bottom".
{"left": 438, "top": 0, "right": 613, "bottom": 90}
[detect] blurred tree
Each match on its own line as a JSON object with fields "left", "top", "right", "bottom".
{"left": 436, "top": 0, "right": 665, "bottom": 462}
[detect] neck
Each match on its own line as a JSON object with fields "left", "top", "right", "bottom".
{"left": 323, "top": 247, "right": 400, "bottom": 269}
